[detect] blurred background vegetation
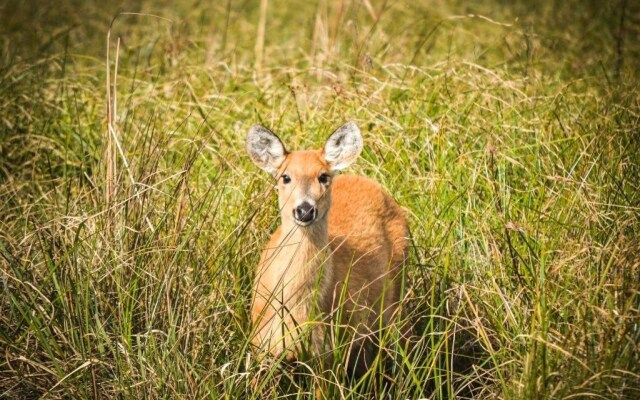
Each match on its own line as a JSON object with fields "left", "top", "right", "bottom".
{"left": 1, "top": 0, "right": 639, "bottom": 399}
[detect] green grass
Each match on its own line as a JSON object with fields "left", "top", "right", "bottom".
{"left": 1, "top": 0, "right": 639, "bottom": 398}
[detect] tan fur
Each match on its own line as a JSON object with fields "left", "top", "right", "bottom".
{"left": 250, "top": 148, "right": 407, "bottom": 364}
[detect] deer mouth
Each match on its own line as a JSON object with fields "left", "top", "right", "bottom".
{"left": 293, "top": 218, "right": 315, "bottom": 227}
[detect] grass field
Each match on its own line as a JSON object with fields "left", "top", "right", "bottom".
{"left": 1, "top": 0, "right": 639, "bottom": 398}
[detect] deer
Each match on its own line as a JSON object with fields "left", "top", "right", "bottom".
{"left": 246, "top": 121, "right": 408, "bottom": 376}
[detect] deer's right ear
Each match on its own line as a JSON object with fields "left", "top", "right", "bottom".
{"left": 246, "top": 125, "right": 288, "bottom": 175}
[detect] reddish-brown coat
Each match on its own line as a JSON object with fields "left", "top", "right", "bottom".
{"left": 251, "top": 148, "right": 408, "bottom": 360}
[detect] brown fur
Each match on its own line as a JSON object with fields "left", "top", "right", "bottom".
{"left": 251, "top": 147, "right": 407, "bottom": 369}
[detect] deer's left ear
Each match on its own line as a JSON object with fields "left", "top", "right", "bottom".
{"left": 323, "top": 121, "right": 363, "bottom": 171}
{"left": 246, "top": 125, "right": 288, "bottom": 175}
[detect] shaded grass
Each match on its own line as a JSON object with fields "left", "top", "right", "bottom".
{"left": 1, "top": 0, "right": 640, "bottom": 398}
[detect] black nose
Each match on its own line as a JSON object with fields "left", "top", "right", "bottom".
{"left": 294, "top": 202, "right": 317, "bottom": 223}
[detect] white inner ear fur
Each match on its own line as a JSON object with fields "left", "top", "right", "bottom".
{"left": 246, "top": 125, "right": 287, "bottom": 175}
{"left": 323, "top": 121, "right": 363, "bottom": 171}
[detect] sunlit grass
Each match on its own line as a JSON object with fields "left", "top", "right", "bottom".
{"left": 1, "top": 0, "right": 639, "bottom": 399}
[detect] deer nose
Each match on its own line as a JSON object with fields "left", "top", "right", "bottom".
{"left": 294, "top": 202, "right": 317, "bottom": 224}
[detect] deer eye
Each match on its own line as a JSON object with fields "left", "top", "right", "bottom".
{"left": 318, "top": 173, "right": 330, "bottom": 185}
{"left": 281, "top": 174, "right": 291, "bottom": 184}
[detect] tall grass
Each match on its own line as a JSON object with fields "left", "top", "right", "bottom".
{"left": 1, "top": 0, "right": 639, "bottom": 398}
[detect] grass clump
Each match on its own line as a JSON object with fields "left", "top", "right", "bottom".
{"left": 1, "top": 0, "right": 639, "bottom": 398}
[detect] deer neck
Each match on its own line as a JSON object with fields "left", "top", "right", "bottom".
{"left": 277, "top": 216, "right": 332, "bottom": 298}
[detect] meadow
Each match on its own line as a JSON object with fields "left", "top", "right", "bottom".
{"left": 1, "top": 0, "right": 639, "bottom": 398}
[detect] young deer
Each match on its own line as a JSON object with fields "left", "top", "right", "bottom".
{"left": 247, "top": 121, "right": 407, "bottom": 374}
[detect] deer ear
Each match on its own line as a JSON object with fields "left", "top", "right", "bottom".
{"left": 323, "top": 121, "right": 363, "bottom": 171}
{"left": 246, "top": 125, "right": 288, "bottom": 175}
